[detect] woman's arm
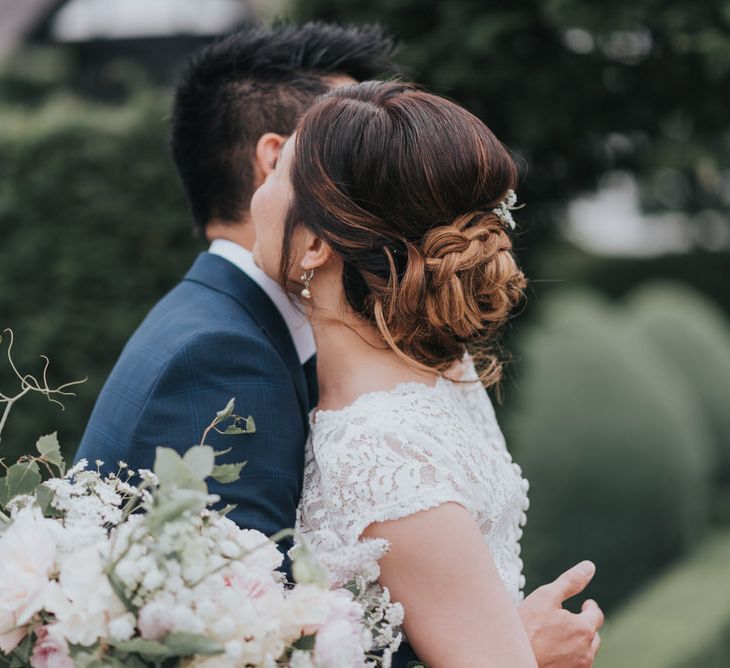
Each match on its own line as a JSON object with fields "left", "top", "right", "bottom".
{"left": 362, "top": 502, "right": 537, "bottom": 668}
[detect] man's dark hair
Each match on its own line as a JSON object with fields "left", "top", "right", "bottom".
{"left": 170, "top": 22, "right": 397, "bottom": 234}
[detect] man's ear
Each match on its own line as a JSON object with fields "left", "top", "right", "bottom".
{"left": 300, "top": 230, "right": 333, "bottom": 273}
{"left": 253, "top": 133, "right": 287, "bottom": 183}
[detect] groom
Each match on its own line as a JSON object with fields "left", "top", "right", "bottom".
{"left": 75, "top": 22, "right": 603, "bottom": 667}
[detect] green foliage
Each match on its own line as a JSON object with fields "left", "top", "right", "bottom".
{"left": 0, "top": 86, "right": 202, "bottom": 463}
{"left": 596, "top": 528, "right": 730, "bottom": 668}
{"left": 626, "top": 282, "right": 730, "bottom": 486}
{"left": 295, "top": 0, "right": 730, "bottom": 253}
{"left": 504, "top": 290, "right": 713, "bottom": 612}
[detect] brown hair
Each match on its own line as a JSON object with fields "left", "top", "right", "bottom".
{"left": 280, "top": 81, "right": 526, "bottom": 387}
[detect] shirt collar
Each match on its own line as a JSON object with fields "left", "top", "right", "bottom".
{"left": 208, "top": 239, "right": 316, "bottom": 364}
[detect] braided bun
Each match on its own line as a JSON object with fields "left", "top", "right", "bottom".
{"left": 281, "top": 81, "right": 527, "bottom": 388}
{"left": 370, "top": 212, "right": 526, "bottom": 386}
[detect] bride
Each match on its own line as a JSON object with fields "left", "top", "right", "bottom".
{"left": 251, "top": 80, "right": 539, "bottom": 666}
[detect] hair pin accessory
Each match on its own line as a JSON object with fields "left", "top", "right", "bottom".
{"left": 493, "top": 189, "right": 524, "bottom": 230}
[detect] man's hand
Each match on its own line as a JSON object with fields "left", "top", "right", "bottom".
{"left": 518, "top": 561, "right": 604, "bottom": 668}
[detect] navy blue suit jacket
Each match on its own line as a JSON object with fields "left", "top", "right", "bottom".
{"left": 75, "top": 252, "right": 316, "bottom": 542}
{"left": 76, "top": 251, "right": 421, "bottom": 665}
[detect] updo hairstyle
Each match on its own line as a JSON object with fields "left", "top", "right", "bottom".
{"left": 280, "top": 81, "right": 526, "bottom": 387}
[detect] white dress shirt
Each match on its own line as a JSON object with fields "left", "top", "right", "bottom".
{"left": 208, "top": 239, "right": 316, "bottom": 364}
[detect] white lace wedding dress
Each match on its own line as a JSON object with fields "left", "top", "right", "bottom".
{"left": 296, "top": 356, "right": 530, "bottom": 604}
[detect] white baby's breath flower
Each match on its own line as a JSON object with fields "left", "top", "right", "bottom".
{"left": 65, "top": 458, "right": 88, "bottom": 478}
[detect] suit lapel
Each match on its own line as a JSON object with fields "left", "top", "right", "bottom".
{"left": 183, "top": 253, "right": 310, "bottom": 420}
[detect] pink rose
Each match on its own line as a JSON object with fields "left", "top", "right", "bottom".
{"left": 30, "top": 625, "right": 73, "bottom": 668}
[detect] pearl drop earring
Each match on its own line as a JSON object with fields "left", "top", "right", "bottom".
{"left": 300, "top": 269, "right": 314, "bottom": 299}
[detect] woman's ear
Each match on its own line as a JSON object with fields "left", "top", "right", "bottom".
{"left": 254, "top": 133, "right": 287, "bottom": 183}
{"left": 300, "top": 229, "right": 333, "bottom": 272}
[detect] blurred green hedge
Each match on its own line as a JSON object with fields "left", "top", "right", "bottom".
{"left": 596, "top": 528, "right": 730, "bottom": 668}
{"left": 0, "top": 90, "right": 203, "bottom": 463}
{"left": 504, "top": 290, "right": 714, "bottom": 612}
{"left": 627, "top": 283, "right": 730, "bottom": 486}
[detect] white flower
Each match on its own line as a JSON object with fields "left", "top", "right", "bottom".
{"left": 316, "top": 618, "right": 368, "bottom": 668}
{"left": 138, "top": 594, "right": 176, "bottom": 640}
{"left": 0, "top": 506, "right": 57, "bottom": 650}
{"left": 108, "top": 613, "right": 136, "bottom": 641}
{"left": 224, "top": 639, "right": 243, "bottom": 661}
{"left": 289, "top": 651, "right": 315, "bottom": 668}
{"left": 49, "top": 544, "right": 127, "bottom": 646}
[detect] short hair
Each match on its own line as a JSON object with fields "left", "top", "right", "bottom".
{"left": 170, "top": 22, "right": 397, "bottom": 233}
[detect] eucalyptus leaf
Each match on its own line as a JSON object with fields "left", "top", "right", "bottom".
{"left": 111, "top": 638, "right": 173, "bottom": 658}
{"left": 36, "top": 431, "right": 65, "bottom": 472}
{"left": 211, "top": 461, "right": 246, "bottom": 484}
{"left": 294, "top": 634, "right": 316, "bottom": 651}
{"left": 214, "top": 447, "right": 232, "bottom": 457}
{"left": 144, "top": 489, "right": 210, "bottom": 533}
{"left": 163, "top": 632, "right": 225, "bottom": 656}
{"left": 220, "top": 425, "right": 248, "bottom": 435}
{"left": 215, "top": 397, "right": 236, "bottom": 422}
{"left": 3, "top": 461, "right": 41, "bottom": 504}
{"left": 183, "top": 445, "right": 215, "bottom": 480}
{"left": 36, "top": 484, "right": 54, "bottom": 514}
{"left": 153, "top": 447, "right": 206, "bottom": 493}
{"left": 13, "top": 630, "right": 33, "bottom": 661}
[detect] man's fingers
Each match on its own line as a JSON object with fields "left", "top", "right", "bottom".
{"left": 581, "top": 598, "right": 605, "bottom": 630}
{"left": 591, "top": 631, "right": 601, "bottom": 654}
{"left": 550, "top": 560, "right": 596, "bottom": 602}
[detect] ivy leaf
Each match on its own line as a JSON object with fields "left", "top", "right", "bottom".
{"left": 2, "top": 461, "right": 41, "bottom": 504}
{"left": 211, "top": 461, "right": 246, "bottom": 484}
{"left": 215, "top": 397, "right": 236, "bottom": 422}
{"left": 245, "top": 415, "right": 256, "bottom": 433}
{"left": 36, "top": 432, "right": 65, "bottom": 473}
{"left": 162, "top": 632, "right": 224, "bottom": 656}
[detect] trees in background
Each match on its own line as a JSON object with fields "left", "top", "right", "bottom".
{"left": 296, "top": 0, "right": 730, "bottom": 262}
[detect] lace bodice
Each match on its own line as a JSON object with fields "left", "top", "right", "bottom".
{"left": 296, "top": 358, "right": 530, "bottom": 604}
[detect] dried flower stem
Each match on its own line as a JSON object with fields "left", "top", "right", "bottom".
{"left": 0, "top": 329, "right": 86, "bottom": 445}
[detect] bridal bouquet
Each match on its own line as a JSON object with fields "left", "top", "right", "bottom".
{"left": 0, "top": 332, "right": 403, "bottom": 668}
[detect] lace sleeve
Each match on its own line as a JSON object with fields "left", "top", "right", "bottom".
{"left": 309, "top": 406, "right": 473, "bottom": 545}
